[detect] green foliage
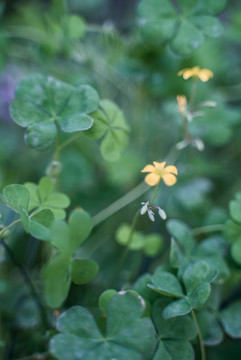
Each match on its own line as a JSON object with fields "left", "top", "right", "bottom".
{"left": 50, "top": 291, "right": 157, "bottom": 360}
{"left": 87, "top": 99, "right": 130, "bottom": 161}
{"left": 10, "top": 75, "right": 99, "bottom": 150}
{"left": 25, "top": 177, "right": 70, "bottom": 220}
{"left": 42, "top": 208, "right": 98, "bottom": 307}
{"left": 137, "top": 0, "right": 225, "bottom": 56}
{"left": 116, "top": 223, "right": 163, "bottom": 256}
{"left": 1, "top": 184, "right": 54, "bottom": 240}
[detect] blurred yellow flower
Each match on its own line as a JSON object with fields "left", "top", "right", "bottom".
{"left": 141, "top": 161, "right": 178, "bottom": 186}
{"left": 176, "top": 95, "right": 187, "bottom": 114}
{"left": 178, "top": 66, "right": 213, "bottom": 82}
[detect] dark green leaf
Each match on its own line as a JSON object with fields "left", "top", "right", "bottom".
{"left": 166, "top": 219, "right": 195, "bottom": 254}
{"left": 188, "top": 282, "right": 211, "bottom": 309}
{"left": 153, "top": 339, "right": 194, "bottom": 360}
{"left": 196, "top": 310, "right": 223, "bottom": 346}
{"left": 170, "top": 19, "right": 204, "bottom": 56}
{"left": 152, "top": 298, "right": 197, "bottom": 340}
{"left": 220, "top": 301, "right": 241, "bottom": 338}
{"left": 71, "top": 258, "right": 99, "bottom": 285}
{"left": 162, "top": 298, "right": 192, "bottom": 319}
{"left": 149, "top": 270, "right": 184, "bottom": 298}
{"left": 10, "top": 75, "right": 99, "bottom": 150}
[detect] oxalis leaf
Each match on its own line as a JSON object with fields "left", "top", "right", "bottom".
{"left": 10, "top": 75, "right": 99, "bottom": 150}
{"left": 25, "top": 177, "right": 70, "bottom": 220}
{"left": 137, "top": 0, "right": 224, "bottom": 56}
{"left": 1, "top": 184, "right": 54, "bottom": 239}
{"left": 50, "top": 291, "right": 157, "bottom": 360}
{"left": 43, "top": 208, "right": 98, "bottom": 307}
{"left": 87, "top": 99, "right": 129, "bottom": 161}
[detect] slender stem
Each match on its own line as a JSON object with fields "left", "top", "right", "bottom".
{"left": 191, "top": 309, "right": 206, "bottom": 360}
{"left": 58, "top": 133, "right": 83, "bottom": 152}
{"left": 192, "top": 224, "right": 224, "bottom": 236}
{"left": 189, "top": 79, "right": 198, "bottom": 110}
{"left": 1, "top": 239, "right": 49, "bottom": 330}
{"left": 149, "top": 182, "right": 160, "bottom": 206}
{"left": 0, "top": 219, "right": 21, "bottom": 240}
{"left": 110, "top": 210, "right": 141, "bottom": 286}
{"left": 92, "top": 181, "right": 148, "bottom": 227}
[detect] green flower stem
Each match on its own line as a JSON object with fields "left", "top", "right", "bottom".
{"left": 191, "top": 309, "right": 206, "bottom": 360}
{"left": 189, "top": 79, "right": 198, "bottom": 110}
{"left": 93, "top": 181, "right": 148, "bottom": 227}
{"left": 1, "top": 239, "right": 49, "bottom": 330}
{"left": 0, "top": 219, "right": 21, "bottom": 241}
{"left": 149, "top": 182, "right": 160, "bottom": 206}
{"left": 192, "top": 224, "right": 224, "bottom": 236}
{"left": 110, "top": 209, "right": 141, "bottom": 286}
{"left": 58, "top": 133, "right": 83, "bottom": 152}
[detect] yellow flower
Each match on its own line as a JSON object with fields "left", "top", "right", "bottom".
{"left": 178, "top": 66, "right": 213, "bottom": 82}
{"left": 176, "top": 95, "right": 187, "bottom": 114}
{"left": 141, "top": 161, "right": 178, "bottom": 186}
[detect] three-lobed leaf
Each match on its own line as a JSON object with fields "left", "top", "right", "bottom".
{"left": 10, "top": 75, "right": 99, "bottom": 150}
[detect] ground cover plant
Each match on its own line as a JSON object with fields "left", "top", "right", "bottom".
{"left": 1, "top": 0, "right": 241, "bottom": 359}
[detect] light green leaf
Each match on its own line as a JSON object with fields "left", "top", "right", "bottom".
{"left": 144, "top": 233, "right": 163, "bottom": 256}
{"left": 69, "top": 209, "right": 92, "bottom": 253}
{"left": 71, "top": 258, "right": 99, "bottom": 285}
{"left": 98, "top": 289, "right": 117, "bottom": 314}
{"left": 115, "top": 223, "right": 144, "bottom": 250}
{"left": 229, "top": 192, "right": 241, "bottom": 224}
{"left": 50, "top": 220, "right": 70, "bottom": 254}
{"left": 29, "top": 209, "right": 54, "bottom": 241}
{"left": 42, "top": 253, "right": 71, "bottom": 308}
{"left": 25, "top": 177, "right": 70, "bottom": 220}
{"left": 2, "top": 184, "right": 29, "bottom": 213}
{"left": 231, "top": 239, "right": 241, "bottom": 265}
{"left": 92, "top": 99, "right": 129, "bottom": 162}
{"left": 66, "top": 15, "right": 86, "bottom": 39}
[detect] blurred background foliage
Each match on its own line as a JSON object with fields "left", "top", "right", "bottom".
{"left": 1, "top": 0, "right": 241, "bottom": 358}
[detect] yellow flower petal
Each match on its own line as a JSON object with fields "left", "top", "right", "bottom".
{"left": 145, "top": 173, "right": 160, "bottom": 186}
{"left": 164, "top": 165, "right": 178, "bottom": 175}
{"left": 198, "top": 69, "right": 214, "bottom": 82}
{"left": 162, "top": 173, "right": 177, "bottom": 186}
{"left": 153, "top": 161, "right": 166, "bottom": 170}
{"left": 141, "top": 164, "right": 155, "bottom": 173}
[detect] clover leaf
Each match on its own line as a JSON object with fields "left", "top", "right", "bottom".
{"left": 1, "top": 184, "right": 54, "bottom": 240}
{"left": 50, "top": 291, "right": 157, "bottom": 360}
{"left": 152, "top": 298, "right": 196, "bottom": 360}
{"left": 148, "top": 259, "right": 215, "bottom": 319}
{"left": 137, "top": 0, "right": 225, "bottom": 56}
{"left": 25, "top": 177, "right": 70, "bottom": 220}
{"left": 87, "top": 99, "right": 129, "bottom": 161}
{"left": 10, "top": 75, "right": 99, "bottom": 150}
{"left": 116, "top": 223, "right": 163, "bottom": 256}
{"left": 43, "top": 208, "right": 98, "bottom": 307}
{"left": 220, "top": 301, "right": 241, "bottom": 338}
